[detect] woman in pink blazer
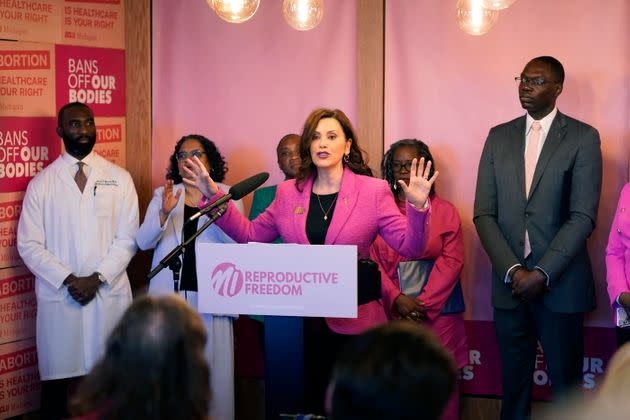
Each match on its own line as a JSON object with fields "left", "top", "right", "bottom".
{"left": 606, "top": 182, "right": 630, "bottom": 346}
{"left": 370, "top": 139, "right": 467, "bottom": 420}
{"left": 183, "top": 108, "right": 437, "bottom": 413}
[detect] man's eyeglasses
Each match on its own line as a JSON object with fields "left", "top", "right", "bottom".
{"left": 515, "top": 76, "right": 556, "bottom": 87}
{"left": 176, "top": 150, "right": 205, "bottom": 160}
{"left": 392, "top": 161, "right": 414, "bottom": 171}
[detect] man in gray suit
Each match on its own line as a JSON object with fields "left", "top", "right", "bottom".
{"left": 474, "top": 56, "right": 602, "bottom": 420}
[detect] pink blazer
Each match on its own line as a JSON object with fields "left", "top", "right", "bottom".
{"left": 371, "top": 195, "right": 464, "bottom": 320}
{"left": 606, "top": 182, "right": 630, "bottom": 307}
{"left": 370, "top": 194, "right": 468, "bottom": 368}
{"left": 205, "top": 166, "right": 430, "bottom": 334}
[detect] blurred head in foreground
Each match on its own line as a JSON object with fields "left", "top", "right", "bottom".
{"left": 70, "top": 295, "right": 210, "bottom": 420}
{"left": 327, "top": 320, "right": 456, "bottom": 420}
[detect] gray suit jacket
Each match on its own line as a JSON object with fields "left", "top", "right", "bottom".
{"left": 474, "top": 111, "right": 602, "bottom": 313}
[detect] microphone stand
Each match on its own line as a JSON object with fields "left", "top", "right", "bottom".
{"left": 147, "top": 202, "right": 229, "bottom": 286}
{"left": 169, "top": 256, "right": 182, "bottom": 293}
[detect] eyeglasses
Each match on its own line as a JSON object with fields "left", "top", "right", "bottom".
{"left": 392, "top": 161, "right": 414, "bottom": 171}
{"left": 176, "top": 150, "right": 205, "bottom": 160}
{"left": 515, "top": 76, "right": 556, "bottom": 87}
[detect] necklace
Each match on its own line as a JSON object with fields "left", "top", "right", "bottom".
{"left": 315, "top": 192, "right": 338, "bottom": 221}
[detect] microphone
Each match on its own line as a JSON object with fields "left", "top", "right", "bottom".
{"left": 186, "top": 172, "right": 269, "bottom": 223}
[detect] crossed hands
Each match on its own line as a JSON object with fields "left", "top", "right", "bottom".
{"left": 394, "top": 293, "right": 428, "bottom": 322}
{"left": 511, "top": 268, "right": 548, "bottom": 301}
{"left": 64, "top": 273, "right": 102, "bottom": 306}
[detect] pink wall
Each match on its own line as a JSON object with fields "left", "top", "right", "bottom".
{"left": 152, "top": 0, "right": 358, "bottom": 212}
{"left": 385, "top": 0, "right": 630, "bottom": 325}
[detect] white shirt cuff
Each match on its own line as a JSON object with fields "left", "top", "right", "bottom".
{"left": 504, "top": 264, "right": 522, "bottom": 284}
{"left": 534, "top": 266, "right": 550, "bottom": 286}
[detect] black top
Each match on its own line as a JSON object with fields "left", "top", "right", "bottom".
{"left": 181, "top": 204, "right": 199, "bottom": 291}
{"left": 306, "top": 192, "right": 338, "bottom": 245}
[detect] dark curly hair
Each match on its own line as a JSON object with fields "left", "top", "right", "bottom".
{"left": 295, "top": 108, "right": 373, "bottom": 191}
{"left": 382, "top": 139, "right": 436, "bottom": 197}
{"left": 166, "top": 134, "right": 227, "bottom": 183}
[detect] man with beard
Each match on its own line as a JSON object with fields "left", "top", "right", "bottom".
{"left": 17, "top": 102, "right": 139, "bottom": 420}
{"left": 474, "top": 57, "right": 602, "bottom": 419}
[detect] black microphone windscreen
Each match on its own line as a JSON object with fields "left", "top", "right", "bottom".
{"left": 228, "top": 172, "right": 270, "bottom": 200}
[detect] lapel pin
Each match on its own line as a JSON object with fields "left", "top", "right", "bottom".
{"left": 294, "top": 207, "right": 304, "bottom": 214}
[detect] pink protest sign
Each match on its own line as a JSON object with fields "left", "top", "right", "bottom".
{"left": 0, "top": 338, "right": 40, "bottom": 417}
{"left": 0, "top": 266, "right": 36, "bottom": 344}
{"left": 0, "top": 116, "right": 60, "bottom": 193}
{"left": 55, "top": 44, "right": 125, "bottom": 117}
{"left": 460, "top": 320, "right": 616, "bottom": 399}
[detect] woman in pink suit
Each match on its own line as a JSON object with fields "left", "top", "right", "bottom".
{"left": 370, "top": 139, "right": 467, "bottom": 420}
{"left": 182, "top": 108, "right": 437, "bottom": 413}
{"left": 606, "top": 182, "right": 630, "bottom": 346}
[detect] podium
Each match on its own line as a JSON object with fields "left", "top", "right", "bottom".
{"left": 197, "top": 242, "right": 357, "bottom": 418}
{"left": 264, "top": 315, "right": 304, "bottom": 418}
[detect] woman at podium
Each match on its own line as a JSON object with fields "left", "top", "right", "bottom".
{"left": 182, "top": 108, "right": 436, "bottom": 412}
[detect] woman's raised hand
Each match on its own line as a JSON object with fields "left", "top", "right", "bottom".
{"left": 398, "top": 157, "right": 439, "bottom": 209}
{"left": 181, "top": 156, "right": 219, "bottom": 198}
{"left": 158, "top": 180, "right": 182, "bottom": 226}
{"left": 161, "top": 180, "right": 181, "bottom": 215}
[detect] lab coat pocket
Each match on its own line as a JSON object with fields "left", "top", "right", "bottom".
{"left": 35, "top": 278, "right": 65, "bottom": 303}
{"left": 93, "top": 187, "right": 115, "bottom": 218}
{"left": 96, "top": 281, "right": 132, "bottom": 333}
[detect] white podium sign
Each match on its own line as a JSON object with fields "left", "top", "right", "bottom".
{"left": 196, "top": 242, "right": 357, "bottom": 317}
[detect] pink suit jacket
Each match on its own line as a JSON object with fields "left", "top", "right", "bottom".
{"left": 206, "top": 166, "right": 430, "bottom": 334}
{"left": 371, "top": 194, "right": 468, "bottom": 368}
{"left": 606, "top": 182, "right": 630, "bottom": 307}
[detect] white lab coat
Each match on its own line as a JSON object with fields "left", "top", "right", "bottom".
{"left": 136, "top": 182, "right": 242, "bottom": 420}
{"left": 17, "top": 152, "right": 139, "bottom": 380}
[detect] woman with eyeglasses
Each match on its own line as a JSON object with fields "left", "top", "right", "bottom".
{"left": 181, "top": 108, "right": 437, "bottom": 413}
{"left": 136, "top": 134, "right": 243, "bottom": 420}
{"left": 370, "top": 139, "right": 467, "bottom": 420}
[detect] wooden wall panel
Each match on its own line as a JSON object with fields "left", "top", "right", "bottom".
{"left": 125, "top": 0, "right": 152, "bottom": 214}
{"left": 357, "top": 0, "right": 385, "bottom": 177}
{"left": 125, "top": 0, "right": 152, "bottom": 292}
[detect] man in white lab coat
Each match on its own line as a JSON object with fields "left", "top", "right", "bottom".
{"left": 17, "top": 102, "right": 139, "bottom": 419}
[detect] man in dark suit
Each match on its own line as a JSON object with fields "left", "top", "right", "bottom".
{"left": 474, "top": 56, "right": 602, "bottom": 420}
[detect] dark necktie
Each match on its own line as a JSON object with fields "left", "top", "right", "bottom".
{"left": 75, "top": 161, "right": 87, "bottom": 193}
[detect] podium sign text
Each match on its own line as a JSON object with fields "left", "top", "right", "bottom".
{"left": 197, "top": 243, "right": 357, "bottom": 317}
